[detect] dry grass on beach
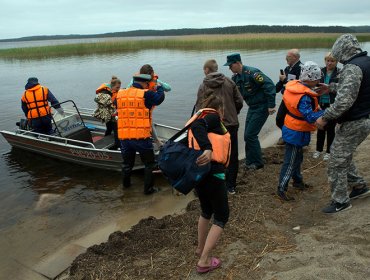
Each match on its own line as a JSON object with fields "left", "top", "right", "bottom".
{"left": 65, "top": 143, "right": 338, "bottom": 280}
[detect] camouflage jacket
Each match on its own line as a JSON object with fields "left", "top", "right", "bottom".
{"left": 324, "top": 34, "right": 364, "bottom": 121}
{"left": 93, "top": 92, "right": 116, "bottom": 123}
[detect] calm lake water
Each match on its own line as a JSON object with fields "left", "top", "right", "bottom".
{"left": 0, "top": 38, "right": 369, "bottom": 278}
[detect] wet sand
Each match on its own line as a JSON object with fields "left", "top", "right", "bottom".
{"left": 0, "top": 176, "right": 194, "bottom": 280}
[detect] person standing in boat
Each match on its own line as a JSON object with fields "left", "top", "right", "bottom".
{"left": 94, "top": 76, "right": 121, "bottom": 149}
{"left": 116, "top": 74, "right": 165, "bottom": 195}
{"left": 21, "top": 77, "right": 63, "bottom": 135}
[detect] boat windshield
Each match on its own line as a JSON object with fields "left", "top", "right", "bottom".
{"left": 52, "top": 100, "right": 86, "bottom": 137}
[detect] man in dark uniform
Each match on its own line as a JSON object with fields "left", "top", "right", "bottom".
{"left": 275, "top": 49, "right": 303, "bottom": 144}
{"left": 224, "top": 53, "right": 276, "bottom": 170}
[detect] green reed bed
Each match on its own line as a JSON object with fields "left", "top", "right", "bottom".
{"left": 1, "top": 34, "right": 370, "bottom": 60}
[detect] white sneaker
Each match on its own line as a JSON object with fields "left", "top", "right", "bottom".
{"left": 312, "top": 151, "right": 321, "bottom": 159}
{"left": 323, "top": 153, "right": 330, "bottom": 161}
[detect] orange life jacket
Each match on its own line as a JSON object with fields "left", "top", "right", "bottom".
{"left": 148, "top": 74, "right": 158, "bottom": 91}
{"left": 134, "top": 73, "right": 158, "bottom": 91}
{"left": 185, "top": 108, "right": 231, "bottom": 167}
{"left": 283, "top": 80, "right": 319, "bottom": 132}
{"left": 116, "top": 87, "right": 152, "bottom": 140}
{"left": 96, "top": 83, "right": 112, "bottom": 94}
{"left": 21, "top": 85, "right": 51, "bottom": 119}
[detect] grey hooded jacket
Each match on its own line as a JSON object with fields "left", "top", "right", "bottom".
{"left": 324, "top": 34, "right": 368, "bottom": 121}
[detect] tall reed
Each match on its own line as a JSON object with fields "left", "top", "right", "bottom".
{"left": 1, "top": 33, "right": 370, "bottom": 60}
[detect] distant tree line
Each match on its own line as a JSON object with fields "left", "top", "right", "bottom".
{"left": 1, "top": 25, "right": 369, "bottom": 42}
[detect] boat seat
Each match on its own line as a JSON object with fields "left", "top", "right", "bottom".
{"left": 64, "top": 126, "right": 93, "bottom": 143}
{"left": 93, "top": 134, "right": 115, "bottom": 149}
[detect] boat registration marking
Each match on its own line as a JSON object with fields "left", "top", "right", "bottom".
{"left": 69, "top": 149, "right": 110, "bottom": 160}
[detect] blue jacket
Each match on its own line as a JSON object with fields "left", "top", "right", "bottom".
{"left": 282, "top": 95, "right": 324, "bottom": 147}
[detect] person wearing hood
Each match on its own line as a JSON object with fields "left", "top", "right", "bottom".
{"left": 224, "top": 53, "right": 276, "bottom": 172}
{"left": 21, "top": 77, "right": 63, "bottom": 135}
{"left": 196, "top": 59, "right": 243, "bottom": 194}
{"left": 316, "top": 34, "right": 370, "bottom": 213}
{"left": 277, "top": 61, "right": 324, "bottom": 201}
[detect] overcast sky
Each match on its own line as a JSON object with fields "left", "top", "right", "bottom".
{"left": 1, "top": 0, "right": 369, "bottom": 40}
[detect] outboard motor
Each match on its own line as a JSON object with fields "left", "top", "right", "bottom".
{"left": 16, "top": 119, "right": 31, "bottom": 130}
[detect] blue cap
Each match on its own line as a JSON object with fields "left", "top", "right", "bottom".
{"left": 224, "top": 53, "right": 242, "bottom": 66}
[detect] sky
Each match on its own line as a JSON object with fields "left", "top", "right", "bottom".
{"left": 1, "top": 0, "right": 369, "bottom": 40}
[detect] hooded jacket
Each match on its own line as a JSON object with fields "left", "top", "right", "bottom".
{"left": 196, "top": 72, "right": 243, "bottom": 127}
{"left": 324, "top": 34, "right": 370, "bottom": 123}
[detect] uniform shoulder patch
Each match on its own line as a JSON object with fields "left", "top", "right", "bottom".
{"left": 253, "top": 72, "right": 264, "bottom": 83}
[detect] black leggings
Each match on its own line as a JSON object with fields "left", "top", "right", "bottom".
{"left": 316, "top": 103, "right": 336, "bottom": 153}
{"left": 195, "top": 173, "right": 229, "bottom": 228}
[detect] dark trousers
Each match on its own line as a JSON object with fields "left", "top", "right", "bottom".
{"left": 276, "top": 100, "right": 287, "bottom": 130}
{"left": 120, "top": 139, "right": 156, "bottom": 192}
{"left": 278, "top": 143, "right": 303, "bottom": 192}
{"left": 105, "top": 121, "right": 120, "bottom": 149}
{"left": 244, "top": 106, "right": 269, "bottom": 166}
{"left": 316, "top": 104, "right": 336, "bottom": 153}
{"left": 30, "top": 115, "right": 53, "bottom": 135}
{"left": 225, "top": 125, "right": 239, "bottom": 190}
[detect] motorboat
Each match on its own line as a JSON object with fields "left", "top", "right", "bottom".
{"left": 0, "top": 100, "right": 180, "bottom": 172}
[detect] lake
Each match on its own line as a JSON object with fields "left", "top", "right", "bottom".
{"left": 0, "top": 39, "right": 369, "bottom": 278}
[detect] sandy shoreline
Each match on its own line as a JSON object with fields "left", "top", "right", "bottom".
{"left": 63, "top": 134, "right": 370, "bottom": 280}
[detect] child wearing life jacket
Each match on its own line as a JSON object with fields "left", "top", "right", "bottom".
{"left": 277, "top": 61, "right": 324, "bottom": 201}
{"left": 94, "top": 76, "right": 121, "bottom": 149}
{"left": 186, "top": 91, "right": 231, "bottom": 274}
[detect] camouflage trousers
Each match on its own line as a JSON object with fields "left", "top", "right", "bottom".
{"left": 328, "top": 117, "right": 370, "bottom": 203}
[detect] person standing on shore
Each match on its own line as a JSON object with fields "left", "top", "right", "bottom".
{"left": 276, "top": 61, "right": 324, "bottom": 201}
{"left": 116, "top": 74, "right": 165, "bottom": 195}
{"left": 275, "top": 49, "right": 303, "bottom": 145}
{"left": 316, "top": 34, "right": 370, "bottom": 213}
{"left": 312, "top": 53, "right": 339, "bottom": 161}
{"left": 196, "top": 59, "right": 243, "bottom": 194}
{"left": 188, "top": 93, "right": 230, "bottom": 274}
{"left": 224, "top": 53, "right": 276, "bottom": 171}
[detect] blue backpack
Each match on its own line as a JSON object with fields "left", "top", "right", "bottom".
{"left": 158, "top": 122, "right": 210, "bottom": 195}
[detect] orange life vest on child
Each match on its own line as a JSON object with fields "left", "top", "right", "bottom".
{"left": 21, "top": 85, "right": 51, "bottom": 119}
{"left": 96, "top": 83, "right": 112, "bottom": 94}
{"left": 185, "top": 108, "right": 231, "bottom": 167}
{"left": 116, "top": 87, "right": 152, "bottom": 140}
{"left": 283, "top": 80, "right": 319, "bottom": 132}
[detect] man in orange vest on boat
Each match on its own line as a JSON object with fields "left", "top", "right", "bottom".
{"left": 21, "top": 77, "right": 63, "bottom": 135}
{"left": 116, "top": 74, "right": 165, "bottom": 195}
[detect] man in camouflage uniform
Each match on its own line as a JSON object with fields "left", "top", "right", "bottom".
{"left": 316, "top": 34, "right": 370, "bottom": 213}
{"left": 225, "top": 53, "right": 276, "bottom": 170}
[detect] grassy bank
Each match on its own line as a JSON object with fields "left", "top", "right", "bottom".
{"left": 1, "top": 33, "right": 370, "bottom": 60}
